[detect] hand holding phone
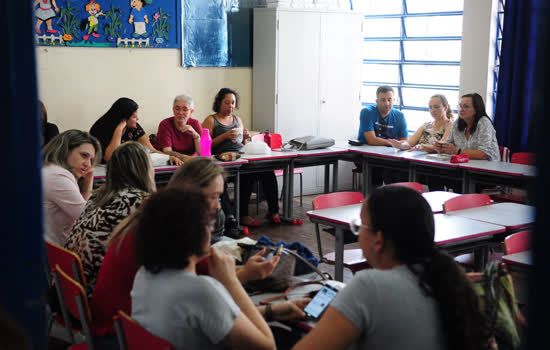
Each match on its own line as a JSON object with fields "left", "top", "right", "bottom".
{"left": 304, "top": 284, "right": 339, "bottom": 320}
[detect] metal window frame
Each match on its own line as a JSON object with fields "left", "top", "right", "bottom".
{"left": 492, "top": 0, "right": 505, "bottom": 116}
{"left": 361, "top": 0, "right": 464, "bottom": 129}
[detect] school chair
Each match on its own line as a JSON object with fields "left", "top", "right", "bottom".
{"left": 504, "top": 230, "right": 531, "bottom": 255}
{"left": 312, "top": 192, "right": 370, "bottom": 274}
{"left": 490, "top": 152, "right": 535, "bottom": 204}
{"left": 113, "top": 311, "right": 174, "bottom": 350}
{"left": 499, "top": 146, "right": 511, "bottom": 162}
{"left": 385, "top": 182, "right": 424, "bottom": 193}
{"left": 52, "top": 264, "right": 95, "bottom": 349}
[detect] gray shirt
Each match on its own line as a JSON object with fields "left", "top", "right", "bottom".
{"left": 131, "top": 268, "right": 239, "bottom": 350}
{"left": 331, "top": 265, "right": 446, "bottom": 350}
{"left": 445, "top": 117, "right": 500, "bottom": 161}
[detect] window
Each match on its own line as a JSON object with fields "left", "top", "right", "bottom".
{"left": 492, "top": 0, "right": 505, "bottom": 116}
{"left": 357, "top": 0, "right": 464, "bottom": 132}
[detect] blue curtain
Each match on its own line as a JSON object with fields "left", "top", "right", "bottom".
{"left": 1, "top": 1, "right": 46, "bottom": 349}
{"left": 493, "top": 0, "right": 538, "bottom": 153}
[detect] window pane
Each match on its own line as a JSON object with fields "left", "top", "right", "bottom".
{"left": 364, "top": 18, "right": 401, "bottom": 37}
{"left": 363, "top": 64, "right": 399, "bottom": 84}
{"left": 404, "top": 41, "right": 461, "bottom": 61}
{"left": 358, "top": 0, "right": 402, "bottom": 15}
{"left": 363, "top": 41, "right": 400, "bottom": 60}
{"left": 360, "top": 86, "right": 379, "bottom": 104}
{"left": 406, "top": 0, "right": 463, "bottom": 13}
{"left": 402, "top": 88, "right": 459, "bottom": 110}
{"left": 403, "top": 65, "right": 460, "bottom": 86}
{"left": 403, "top": 109, "right": 432, "bottom": 132}
{"left": 405, "top": 16, "right": 462, "bottom": 37}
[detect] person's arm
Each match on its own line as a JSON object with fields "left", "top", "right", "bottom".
{"left": 209, "top": 248, "right": 275, "bottom": 350}
{"left": 235, "top": 248, "right": 280, "bottom": 283}
{"left": 161, "top": 147, "right": 192, "bottom": 162}
{"left": 236, "top": 116, "right": 250, "bottom": 145}
{"left": 389, "top": 123, "right": 425, "bottom": 150}
{"left": 79, "top": 168, "right": 94, "bottom": 201}
{"left": 258, "top": 298, "right": 310, "bottom": 322}
{"left": 364, "top": 131, "right": 391, "bottom": 146}
{"left": 137, "top": 134, "right": 183, "bottom": 166}
{"left": 202, "top": 115, "right": 239, "bottom": 147}
{"left": 103, "top": 120, "right": 126, "bottom": 162}
{"left": 293, "top": 306, "right": 361, "bottom": 350}
{"left": 52, "top": 0, "right": 59, "bottom": 11}
{"left": 434, "top": 141, "right": 488, "bottom": 159}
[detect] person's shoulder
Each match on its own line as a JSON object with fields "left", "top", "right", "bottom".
{"left": 202, "top": 114, "right": 215, "bottom": 125}
{"left": 391, "top": 108, "right": 405, "bottom": 119}
{"left": 159, "top": 116, "right": 174, "bottom": 126}
{"left": 188, "top": 117, "right": 201, "bottom": 126}
{"left": 478, "top": 116, "right": 494, "bottom": 127}
{"left": 43, "top": 164, "right": 73, "bottom": 178}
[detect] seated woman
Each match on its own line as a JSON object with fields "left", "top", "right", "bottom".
{"left": 434, "top": 93, "right": 500, "bottom": 160}
{"left": 90, "top": 157, "right": 305, "bottom": 337}
{"left": 40, "top": 100, "right": 59, "bottom": 146}
{"left": 388, "top": 94, "right": 453, "bottom": 152}
{"left": 65, "top": 141, "right": 155, "bottom": 298}
{"left": 202, "top": 88, "right": 281, "bottom": 227}
{"left": 42, "top": 130, "right": 101, "bottom": 246}
{"left": 89, "top": 97, "right": 182, "bottom": 165}
{"left": 156, "top": 94, "right": 202, "bottom": 161}
{"left": 294, "top": 186, "right": 488, "bottom": 350}
{"left": 131, "top": 188, "right": 276, "bottom": 350}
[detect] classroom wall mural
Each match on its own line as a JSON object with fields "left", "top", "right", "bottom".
{"left": 33, "top": 0, "right": 181, "bottom": 48}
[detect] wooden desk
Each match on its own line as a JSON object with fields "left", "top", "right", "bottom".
{"left": 307, "top": 204, "right": 505, "bottom": 281}
{"left": 446, "top": 202, "right": 535, "bottom": 231}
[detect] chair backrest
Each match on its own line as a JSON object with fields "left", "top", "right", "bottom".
{"left": 312, "top": 192, "right": 364, "bottom": 210}
{"left": 251, "top": 133, "right": 265, "bottom": 142}
{"left": 114, "top": 311, "right": 174, "bottom": 350}
{"left": 499, "top": 146, "right": 510, "bottom": 162}
{"left": 504, "top": 230, "right": 531, "bottom": 255}
{"left": 511, "top": 152, "right": 535, "bottom": 165}
{"left": 53, "top": 264, "right": 95, "bottom": 350}
{"left": 385, "top": 182, "right": 424, "bottom": 193}
{"left": 443, "top": 193, "right": 493, "bottom": 213}
{"left": 45, "top": 241, "right": 86, "bottom": 287}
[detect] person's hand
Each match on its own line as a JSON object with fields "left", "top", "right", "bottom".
{"left": 238, "top": 248, "right": 280, "bottom": 282}
{"left": 388, "top": 139, "right": 409, "bottom": 150}
{"left": 129, "top": 18, "right": 133, "bottom": 24}
{"left": 271, "top": 298, "right": 311, "bottom": 321}
{"left": 117, "top": 119, "right": 127, "bottom": 131}
{"left": 180, "top": 125, "right": 200, "bottom": 140}
{"left": 208, "top": 247, "right": 238, "bottom": 286}
{"left": 225, "top": 129, "right": 239, "bottom": 141}
{"left": 169, "top": 155, "right": 183, "bottom": 166}
{"left": 435, "top": 141, "right": 457, "bottom": 155}
{"left": 79, "top": 167, "right": 95, "bottom": 197}
{"left": 409, "top": 144, "right": 425, "bottom": 152}
{"left": 243, "top": 128, "right": 251, "bottom": 141}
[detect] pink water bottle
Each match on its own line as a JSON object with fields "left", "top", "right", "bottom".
{"left": 200, "top": 129, "right": 212, "bottom": 157}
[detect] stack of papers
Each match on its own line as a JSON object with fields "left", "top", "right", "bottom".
{"left": 426, "top": 153, "right": 452, "bottom": 161}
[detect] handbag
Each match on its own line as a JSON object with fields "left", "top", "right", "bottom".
{"left": 264, "top": 131, "right": 283, "bottom": 150}
{"left": 285, "top": 136, "right": 335, "bottom": 151}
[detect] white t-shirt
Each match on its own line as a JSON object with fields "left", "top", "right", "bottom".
{"left": 42, "top": 165, "right": 86, "bottom": 246}
{"left": 331, "top": 265, "right": 447, "bottom": 350}
{"left": 131, "top": 268, "right": 240, "bottom": 350}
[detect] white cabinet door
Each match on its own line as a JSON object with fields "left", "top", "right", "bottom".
{"left": 276, "top": 11, "right": 321, "bottom": 142}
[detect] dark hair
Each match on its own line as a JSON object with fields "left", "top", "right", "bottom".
{"left": 39, "top": 100, "right": 48, "bottom": 123}
{"left": 365, "top": 186, "right": 488, "bottom": 350}
{"left": 135, "top": 189, "right": 212, "bottom": 273}
{"left": 212, "top": 88, "right": 240, "bottom": 113}
{"left": 458, "top": 93, "right": 490, "bottom": 134}
{"left": 376, "top": 85, "right": 394, "bottom": 97}
{"left": 430, "top": 94, "right": 454, "bottom": 121}
{"left": 101, "top": 97, "right": 139, "bottom": 124}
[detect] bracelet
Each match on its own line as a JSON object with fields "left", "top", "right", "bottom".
{"left": 457, "top": 148, "right": 462, "bottom": 155}
{"left": 264, "top": 303, "right": 274, "bottom": 322}
{"left": 193, "top": 135, "right": 200, "bottom": 140}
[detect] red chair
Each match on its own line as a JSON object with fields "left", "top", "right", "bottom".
{"left": 312, "top": 192, "right": 370, "bottom": 273}
{"left": 511, "top": 152, "right": 535, "bottom": 165}
{"left": 385, "top": 182, "right": 424, "bottom": 193}
{"left": 114, "top": 311, "right": 174, "bottom": 350}
{"left": 504, "top": 230, "right": 531, "bottom": 255}
{"left": 443, "top": 194, "right": 493, "bottom": 213}
{"left": 52, "top": 264, "right": 94, "bottom": 349}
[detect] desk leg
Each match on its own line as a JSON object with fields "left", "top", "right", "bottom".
{"left": 235, "top": 171, "right": 240, "bottom": 225}
{"left": 473, "top": 246, "right": 488, "bottom": 271}
{"left": 362, "top": 158, "right": 371, "bottom": 195}
{"left": 334, "top": 227, "right": 344, "bottom": 282}
{"left": 282, "top": 165, "right": 289, "bottom": 220}
{"left": 288, "top": 160, "right": 295, "bottom": 219}
{"left": 462, "top": 170, "right": 474, "bottom": 194}
{"left": 409, "top": 163, "right": 416, "bottom": 182}
{"left": 324, "top": 165, "right": 330, "bottom": 193}
{"left": 332, "top": 161, "right": 339, "bottom": 192}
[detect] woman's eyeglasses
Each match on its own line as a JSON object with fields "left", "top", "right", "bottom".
{"left": 350, "top": 218, "right": 375, "bottom": 236}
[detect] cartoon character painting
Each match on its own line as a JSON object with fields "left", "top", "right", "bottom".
{"left": 80, "top": 0, "right": 105, "bottom": 41}
{"left": 34, "top": 0, "right": 60, "bottom": 34}
{"left": 129, "top": 0, "right": 152, "bottom": 38}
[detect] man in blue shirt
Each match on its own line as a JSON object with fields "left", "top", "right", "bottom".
{"left": 357, "top": 86, "right": 409, "bottom": 186}
{"left": 358, "top": 86, "right": 408, "bottom": 145}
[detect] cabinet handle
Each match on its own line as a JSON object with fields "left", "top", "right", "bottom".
{"left": 321, "top": 100, "right": 326, "bottom": 104}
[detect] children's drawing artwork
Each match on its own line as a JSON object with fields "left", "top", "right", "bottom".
{"left": 35, "top": 0, "right": 179, "bottom": 48}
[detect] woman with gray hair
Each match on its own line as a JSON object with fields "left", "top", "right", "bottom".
{"left": 65, "top": 141, "right": 155, "bottom": 298}
{"left": 42, "top": 129, "right": 101, "bottom": 246}
{"left": 156, "top": 94, "right": 203, "bottom": 162}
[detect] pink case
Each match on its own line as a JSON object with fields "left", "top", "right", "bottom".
{"left": 450, "top": 154, "right": 469, "bottom": 163}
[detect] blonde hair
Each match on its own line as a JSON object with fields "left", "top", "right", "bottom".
{"left": 43, "top": 129, "right": 102, "bottom": 172}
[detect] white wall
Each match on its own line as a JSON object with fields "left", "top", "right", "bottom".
{"left": 36, "top": 47, "right": 252, "bottom": 135}
{"left": 459, "top": 0, "right": 499, "bottom": 118}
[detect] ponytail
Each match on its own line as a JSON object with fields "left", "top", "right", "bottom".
{"left": 408, "top": 250, "right": 489, "bottom": 350}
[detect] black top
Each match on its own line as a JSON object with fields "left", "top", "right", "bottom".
{"left": 43, "top": 122, "right": 59, "bottom": 146}
{"left": 90, "top": 117, "right": 145, "bottom": 162}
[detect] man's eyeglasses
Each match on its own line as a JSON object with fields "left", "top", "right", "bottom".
{"left": 350, "top": 218, "right": 375, "bottom": 236}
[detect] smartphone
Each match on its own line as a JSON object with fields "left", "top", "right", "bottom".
{"left": 264, "top": 245, "right": 283, "bottom": 260}
{"left": 304, "top": 284, "right": 339, "bottom": 320}
{"left": 348, "top": 139, "right": 364, "bottom": 146}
